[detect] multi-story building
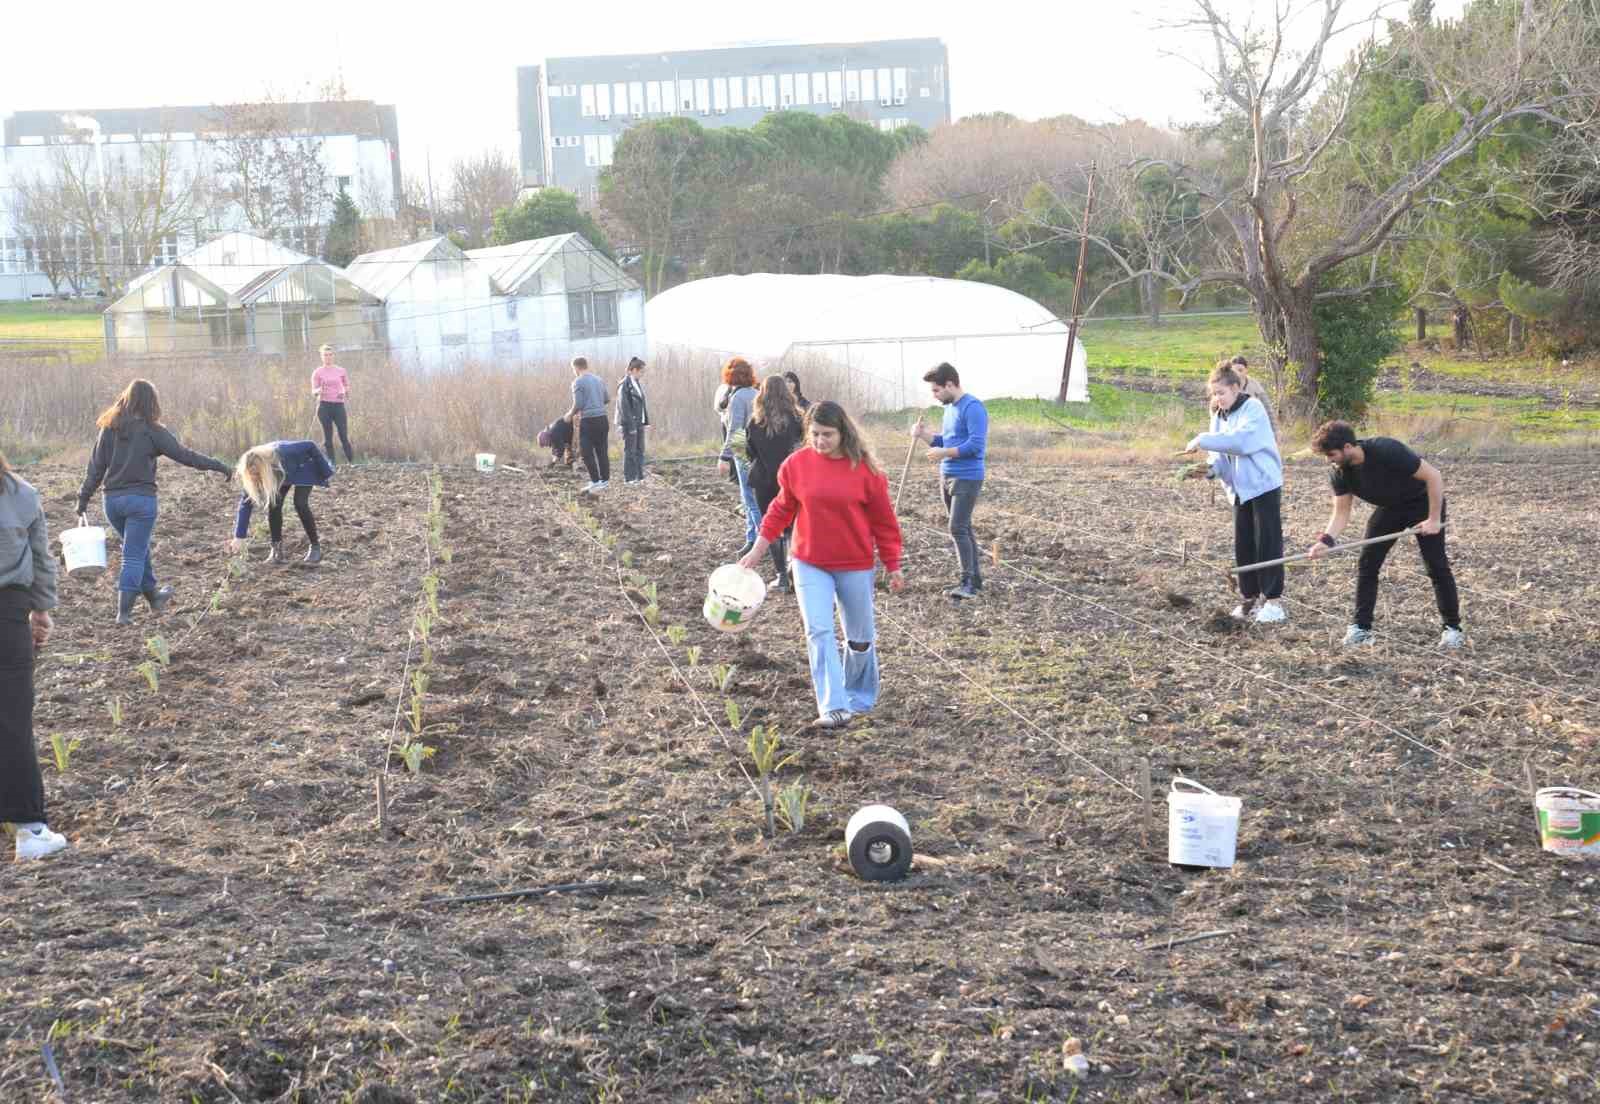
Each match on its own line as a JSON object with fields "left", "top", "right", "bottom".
{"left": 518, "top": 38, "right": 950, "bottom": 203}
{"left": 0, "top": 101, "right": 402, "bottom": 301}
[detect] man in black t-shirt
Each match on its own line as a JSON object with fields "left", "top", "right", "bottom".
{"left": 1306, "top": 420, "right": 1463, "bottom": 649}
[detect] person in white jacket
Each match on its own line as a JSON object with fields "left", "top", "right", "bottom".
{"left": 1185, "top": 361, "right": 1287, "bottom": 624}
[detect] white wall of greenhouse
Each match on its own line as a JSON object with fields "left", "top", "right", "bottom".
{"left": 347, "top": 238, "right": 498, "bottom": 371}
{"left": 646, "top": 274, "right": 1088, "bottom": 410}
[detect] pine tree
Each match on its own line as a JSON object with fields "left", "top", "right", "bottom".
{"left": 323, "top": 187, "right": 364, "bottom": 268}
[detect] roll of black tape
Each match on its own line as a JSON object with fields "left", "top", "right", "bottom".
{"left": 845, "top": 804, "right": 913, "bottom": 882}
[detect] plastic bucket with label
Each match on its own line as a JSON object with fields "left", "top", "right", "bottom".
{"left": 1536, "top": 787, "right": 1600, "bottom": 860}
{"left": 1167, "top": 776, "right": 1241, "bottom": 869}
{"left": 60, "top": 525, "right": 108, "bottom": 578}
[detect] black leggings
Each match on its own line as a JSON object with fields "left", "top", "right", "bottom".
{"left": 579, "top": 415, "right": 610, "bottom": 483}
{"left": 269, "top": 483, "right": 319, "bottom": 544}
{"left": 317, "top": 401, "right": 353, "bottom": 463}
{"left": 1233, "top": 488, "right": 1284, "bottom": 600}
{"left": 0, "top": 589, "right": 45, "bottom": 825}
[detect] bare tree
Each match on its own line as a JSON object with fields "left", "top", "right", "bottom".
{"left": 1132, "top": 0, "right": 1600, "bottom": 409}
{"left": 10, "top": 174, "right": 79, "bottom": 295}
{"left": 445, "top": 150, "right": 520, "bottom": 248}
{"left": 207, "top": 97, "right": 331, "bottom": 250}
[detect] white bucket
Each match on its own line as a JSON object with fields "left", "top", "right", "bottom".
{"left": 1167, "top": 777, "right": 1241, "bottom": 868}
{"left": 475, "top": 452, "right": 496, "bottom": 473}
{"left": 845, "top": 804, "right": 913, "bottom": 881}
{"left": 60, "top": 525, "right": 108, "bottom": 578}
{"left": 702, "top": 563, "right": 766, "bottom": 633}
{"left": 1535, "top": 787, "right": 1600, "bottom": 860}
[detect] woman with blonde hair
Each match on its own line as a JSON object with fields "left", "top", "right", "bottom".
{"left": 76, "top": 378, "right": 232, "bottom": 624}
{"left": 744, "top": 373, "right": 805, "bottom": 592}
{"left": 739, "top": 401, "right": 904, "bottom": 729}
{"left": 228, "top": 440, "right": 333, "bottom": 565}
{"left": 311, "top": 344, "right": 355, "bottom": 466}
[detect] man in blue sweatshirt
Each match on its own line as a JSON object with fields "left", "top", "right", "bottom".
{"left": 913, "top": 362, "right": 989, "bottom": 600}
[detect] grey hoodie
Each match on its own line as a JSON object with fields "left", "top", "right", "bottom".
{"left": 77, "top": 417, "right": 228, "bottom": 513}
{"left": 0, "top": 473, "right": 58, "bottom": 610}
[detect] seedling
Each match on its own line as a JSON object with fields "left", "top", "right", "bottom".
{"left": 395, "top": 739, "right": 436, "bottom": 774}
{"left": 665, "top": 625, "right": 687, "bottom": 646}
{"left": 408, "top": 669, "right": 430, "bottom": 735}
{"left": 145, "top": 635, "right": 170, "bottom": 667}
{"left": 135, "top": 661, "right": 159, "bottom": 693}
{"left": 746, "top": 722, "right": 798, "bottom": 838}
{"left": 776, "top": 780, "right": 813, "bottom": 834}
{"left": 107, "top": 697, "right": 122, "bottom": 727}
{"left": 421, "top": 571, "right": 440, "bottom": 618}
{"left": 686, "top": 645, "right": 702, "bottom": 668}
{"left": 643, "top": 603, "right": 660, "bottom": 627}
{"left": 413, "top": 609, "right": 434, "bottom": 643}
{"left": 621, "top": 551, "right": 634, "bottom": 568}
{"left": 50, "top": 732, "right": 82, "bottom": 774}
{"left": 712, "top": 663, "right": 738, "bottom": 693}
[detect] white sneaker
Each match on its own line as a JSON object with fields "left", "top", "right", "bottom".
{"left": 596, "top": 480, "right": 610, "bottom": 490}
{"left": 13, "top": 823, "right": 68, "bottom": 861}
{"left": 813, "top": 709, "right": 855, "bottom": 729}
{"left": 582, "top": 481, "right": 601, "bottom": 493}
{"left": 1229, "top": 602, "right": 1252, "bottom": 621}
{"left": 1253, "top": 601, "right": 1286, "bottom": 624}
{"left": 1343, "top": 625, "right": 1375, "bottom": 647}
{"left": 1438, "top": 626, "right": 1466, "bottom": 649}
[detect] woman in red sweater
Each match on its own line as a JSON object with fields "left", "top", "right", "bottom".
{"left": 739, "top": 401, "right": 904, "bottom": 728}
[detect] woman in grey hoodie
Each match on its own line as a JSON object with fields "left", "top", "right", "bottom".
{"left": 0, "top": 448, "right": 68, "bottom": 860}
{"left": 76, "top": 379, "right": 231, "bottom": 624}
{"left": 716, "top": 357, "right": 762, "bottom": 554}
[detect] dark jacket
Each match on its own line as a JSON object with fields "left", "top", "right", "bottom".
{"left": 78, "top": 416, "right": 228, "bottom": 513}
{"left": 232, "top": 441, "right": 333, "bottom": 538}
{"left": 744, "top": 416, "right": 804, "bottom": 498}
{"left": 617, "top": 375, "right": 650, "bottom": 428}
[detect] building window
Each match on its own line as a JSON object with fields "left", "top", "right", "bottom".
{"left": 564, "top": 84, "right": 578, "bottom": 97}
{"left": 647, "top": 81, "right": 663, "bottom": 114}
{"left": 730, "top": 78, "right": 745, "bottom": 110}
{"left": 780, "top": 74, "right": 794, "bottom": 107}
{"left": 826, "top": 71, "right": 843, "bottom": 106}
{"left": 590, "top": 184, "right": 600, "bottom": 203}
{"left": 747, "top": 76, "right": 763, "bottom": 109}
{"left": 845, "top": 70, "right": 860, "bottom": 102}
{"left": 580, "top": 85, "right": 596, "bottom": 116}
{"left": 713, "top": 77, "right": 729, "bottom": 113}
{"left": 614, "top": 83, "right": 629, "bottom": 117}
{"left": 681, "top": 80, "right": 695, "bottom": 111}
{"left": 920, "top": 86, "right": 933, "bottom": 98}
{"left": 893, "top": 68, "right": 908, "bottom": 105}
{"left": 629, "top": 82, "right": 645, "bottom": 115}
{"left": 598, "top": 135, "right": 614, "bottom": 166}
{"left": 761, "top": 74, "right": 777, "bottom": 109}
{"left": 596, "top": 84, "right": 612, "bottom": 118}
{"left": 695, "top": 78, "right": 711, "bottom": 114}
{"left": 877, "top": 67, "right": 892, "bottom": 105}
{"left": 583, "top": 135, "right": 600, "bottom": 167}
{"left": 568, "top": 290, "right": 619, "bottom": 338}
{"left": 860, "top": 69, "right": 876, "bottom": 103}
{"left": 794, "top": 73, "right": 810, "bottom": 106}
{"left": 506, "top": 297, "right": 518, "bottom": 321}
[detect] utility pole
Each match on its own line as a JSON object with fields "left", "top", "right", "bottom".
{"left": 1058, "top": 160, "right": 1096, "bottom": 404}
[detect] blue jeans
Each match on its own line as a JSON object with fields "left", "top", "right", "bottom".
{"left": 105, "top": 493, "right": 159, "bottom": 595}
{"left": 734, "top": 457, "right": 761, "bottom": 546}
{"left": 792, "top": 559, "right": 879, "bottom": 715}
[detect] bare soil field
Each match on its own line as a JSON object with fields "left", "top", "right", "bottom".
{"left": 4, "top": 450, "right": 1598, "bottom": 1103}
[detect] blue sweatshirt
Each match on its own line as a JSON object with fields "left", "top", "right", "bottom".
{"left": 233, "top": 440, "right": 333, "bottom": 537}
{"left": 1190, "top": 395, "right": 1282, "bottom": 506}
{"left": 930, "top": 393, "right": 988, "bottom": 480}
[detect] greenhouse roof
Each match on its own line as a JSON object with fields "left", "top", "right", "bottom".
{"left": 347, "top": 236, "right": 467, "bottom": 301}
{"left": 466, "top": 233, "right": 634, "bottom": 297}
{"left": 107, "top": 232, "right": 379, "bottom": 315}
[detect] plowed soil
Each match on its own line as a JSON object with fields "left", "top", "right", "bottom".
{"left": 4, "top": 450, "right": 1598, "bottom": 1103}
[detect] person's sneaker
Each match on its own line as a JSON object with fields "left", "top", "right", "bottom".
{"left": 947, "top": 579, "right": 978, "bottom": 600}
{"left": 1253, "top": 601, "right": 1286, "bottom": 624}
{"left": 1343, "top": 625, "right": 1376, "bottom": 647}
{"left": 597, "top": 480, "right": 610, "bottom": 489}
{"left": 13, "top": 822, "right": 68, "bottom": 861}
{"left": 1438, "top": 626, "right": 1466, "bottom": 649}
{"left": 582, "top": 481, "right": 601, "bottom": 493}
{"left": 812, "top": 709, "right": 854, "bottom": 729}
{"left": 1230, "top": 601, "right": 1254, "bottom": 621}
{"left": 303, "top": 544, "right": 323, "bottom": 566}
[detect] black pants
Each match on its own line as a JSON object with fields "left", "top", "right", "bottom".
{"left": 579, "top": 416, "right": 611, "bottom": 483}
{"left": 942, "top": 477, "right": 984, "bottom": 585}
{"left": 269, "top": 483, "right": 319, "bottom": 545}
{"left": 1233, "top": 488, "right": 1284, "bottom": 601}
{"left": 621, "top": 422, "right": 647, "bottom": 482}
{"left": 753, "top": 480, "right": 790, "bottom": 577}
{"left": 317, "top": 401, "right": 353, "bottom": 463}
{"left": 1355, "top": 499, "right": 1459, "bottom": 630}
{"left": 0, "top": 589, "right": 45, "bottom": 826}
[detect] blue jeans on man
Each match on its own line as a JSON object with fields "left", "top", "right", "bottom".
{"left": 792, "top": 560, "right": 879, "bottom": 716}
{"left": 104, "top": 493, "right": 159, "bottom": 595}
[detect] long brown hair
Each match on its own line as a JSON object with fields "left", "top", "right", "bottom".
{"left": 806, "top": 400, "right": 880, "bottom": 474}
{"left": 96, "top": 379, "right": 162, "bottom": 430}
{"left": 235, "top": 444, "right": 284, "bottom": 510}
{"left": 751, "top": 374, "right": 798, "bottom": 434}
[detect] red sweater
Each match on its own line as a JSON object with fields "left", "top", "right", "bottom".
{"left": 760, "top": 447, "right": 903, "bottom": 573}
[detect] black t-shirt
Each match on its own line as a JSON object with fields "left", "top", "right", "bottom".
{"left": 1329, "top": 437, "right": 1427, "bottom": 507}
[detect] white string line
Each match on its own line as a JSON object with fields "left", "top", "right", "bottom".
{"left": 529, "top": 470, "right": 764, "bottom": 803}
{"left": 382, "top": 471, "right": 434, "bottom": 777}
{"left": 971, "top": 476, "right": 1600, "bottom": 711}
{"left": 646, "top": 468, "right": 1144, "bottom": 798}
{"left": 902, "top": 511, "right": 1532, "bottom": 796}
{"left": 984, "top": 466, "right": 1585, "bottom": 625}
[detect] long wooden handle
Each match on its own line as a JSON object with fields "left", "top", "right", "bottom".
{"left": 893, "top": 434, "right": 918, "bottom": 512}
{"left": 1231, "top": 523, "right": 1445, "bottom": 576}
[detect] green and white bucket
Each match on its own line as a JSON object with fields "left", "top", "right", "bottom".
{"left": 1535, "top": 788, "right": 1600, "bottom": 860}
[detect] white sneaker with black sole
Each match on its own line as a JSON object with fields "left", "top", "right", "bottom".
{"left": 813, "top": 709, "right": 854, "bottom": 729}
{"left": 1253, "top": 601, "right": 1286, "bottom": 624}
{"left": 1343, "top": 625, "right": 1375, "bottom": 647}
{"left": 1438, "top": 626, "right": 1466, "bottom": 649}
{"left": 1230, "top": 601, "right": 1254, "bottom": 620}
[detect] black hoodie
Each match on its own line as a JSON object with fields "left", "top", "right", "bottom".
{"left": 77, "top": 417, "right": 228, "bottom": 513}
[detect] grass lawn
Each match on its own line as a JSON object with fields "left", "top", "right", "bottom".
{"left": 0, "top": 301, "right": 105, "bottom": 345}
{"left": 1079, "top": 312, "right": 1260, "bottom": 378}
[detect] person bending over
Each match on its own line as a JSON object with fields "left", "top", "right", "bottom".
{"left": 229, "top": 440, "right": 333, "bottom": 566}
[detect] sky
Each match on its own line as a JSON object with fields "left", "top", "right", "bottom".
{"left": 3, "top": 0, "right": 1467, "bottom": 177}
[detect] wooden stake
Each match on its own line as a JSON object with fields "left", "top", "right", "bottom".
{"left": 1138, "top": 757, "right": 1154, "bottom": 853}
{"left": 1524, "top": 757, "right": 1543, "bottom": 848}
{"left": 893, "top": 435, "right": 917, "bottom": 513}
{"left": 375, "top": 773, "right": 388, "bottom": 833}
{"left": 1180, "top": 539, "right": 1190, "bottom": 566}
{"left": 991, "top": 539, "right": 1001, "bottom": 567}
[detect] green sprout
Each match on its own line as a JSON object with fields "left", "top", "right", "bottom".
{"left": 50, "top": 732, "right": 83, "bottom": 774}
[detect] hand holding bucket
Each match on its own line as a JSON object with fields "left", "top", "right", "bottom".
{"left": 61, "top": 520, "right": 109, "bottom": 579}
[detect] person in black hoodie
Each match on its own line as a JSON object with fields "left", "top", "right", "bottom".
{"left": 744, "top": 374, "right": 805, "bottom": 592}
{"left": 76, "top": 379, "right": 231, "bottom": 624}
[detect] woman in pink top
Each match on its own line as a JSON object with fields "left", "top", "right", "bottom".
{"left": 311, "top": 344, "right": 354, "bottom": 466}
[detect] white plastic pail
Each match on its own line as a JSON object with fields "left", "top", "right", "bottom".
{"left": 1167, "top": 777, "right": 1241, "bottom": 868}
{"left": 1535, "top": 787, "right": 1600, "bottom": 860}
{"left": 703, "top": 563, "right": 766, "bottom": 633}
{"left": 60, "top": 525, "right": 108, "bottom": 578}
{"left": 475, "top": 452, "right": 496, "bottom": 473}
{"left": 845, "top": 804, "right": 913, "bottom": 881}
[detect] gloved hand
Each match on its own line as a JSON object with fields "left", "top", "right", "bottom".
{"left": 216, "top": 464, "right": 232, "bottom": 482}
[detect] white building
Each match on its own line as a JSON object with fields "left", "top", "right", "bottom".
{"left": 1, "top": 102, "right": 402, "bottom": 302}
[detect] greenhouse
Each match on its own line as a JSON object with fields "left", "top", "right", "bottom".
{"left": 103, "top": 232, "right": 381, "bottom": 356}
{"left": 645, "top": 274, "right": 1088, "bottom": 411}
